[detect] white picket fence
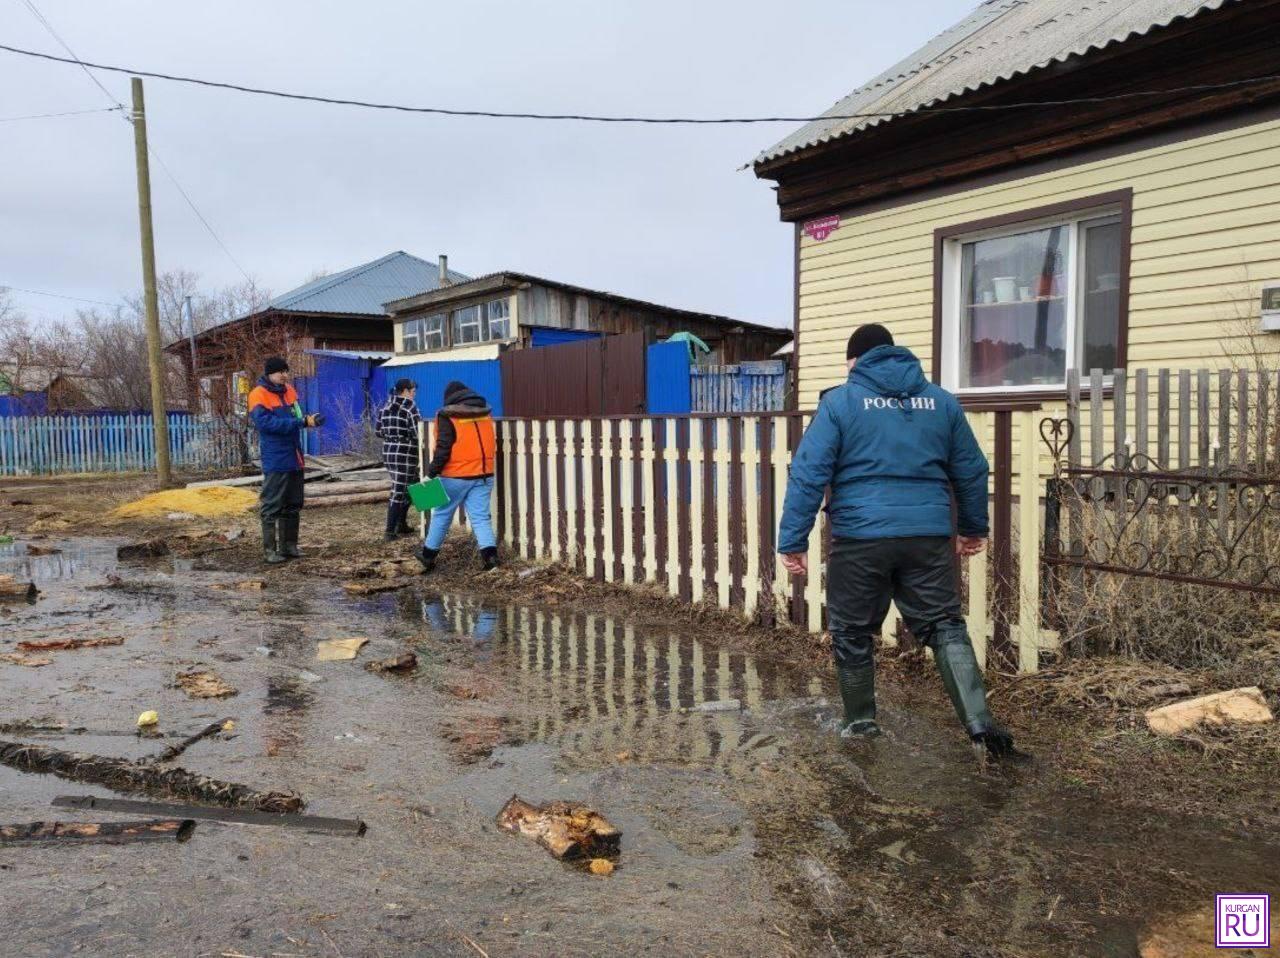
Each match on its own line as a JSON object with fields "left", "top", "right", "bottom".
{"left": 442, "top": 410, "right": 1049, "bottom": 673}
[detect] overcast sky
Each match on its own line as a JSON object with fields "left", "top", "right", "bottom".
{"left": 3, "top": 0, "right": 967, "bottom": 328}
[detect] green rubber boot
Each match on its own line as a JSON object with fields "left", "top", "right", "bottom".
{"left": 836, "top": 663, "right": 881, "bottom": 738}
{"left": 930, "top": 627, "right": 993, "bottom": 736}
{"left": 279, "top": 515, "right": 303, "bottom": 559}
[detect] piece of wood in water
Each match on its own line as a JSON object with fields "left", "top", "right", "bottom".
{"left": 0, "top": 653, "right": 52, "bottom": 667}
{"left": 117, "top": 539, "right": 170, "bottom": 560}
{"left": 52, "top": 795, "right": 366, "bottom": 837}
{"left": 0, "top": 818, "right": 194, "bottom": 845}
{"left": 24, "top": 544, "right": 61, "bottom": 556}
{"left": 496, "top": 795, "right": 621, "bottom": 860}
{"left": 0, "top": 576, "right": 38, "bottom": 602}
{"left": 365, "top": 652, "right": 417, "bottom": 674}
{"left": 152, "top": 719, "right": 231, "bottom": 764}
{"left": 174, "top": 669, "right": 237, "bottom": 698}
{"left": 342, "top": 580, "right": 404, "bottom": 595}
{"left": 16, "top": 637, "right": 124, "bottom": 652}
{"left": 316, "top": 638, "right": 369, "bottom": 661}
{"left": 0, "top": 739, "right": 304, "bottom": 812}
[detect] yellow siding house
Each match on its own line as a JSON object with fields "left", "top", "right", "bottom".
{"left": 755, "top": 0, "right": 1280, "bottom": 413}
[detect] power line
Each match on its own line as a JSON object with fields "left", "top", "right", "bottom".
{"left": 1, "top": 284, "right": 122, "bottom": 308}
{"left": 0, "top": 105, "right": 122, "bottom": 122}
{"left": 12, "top": 2, "right": 253, "bottom": 284}
{"left": 2, "top": 39, "right": 1280, "bottom": 124}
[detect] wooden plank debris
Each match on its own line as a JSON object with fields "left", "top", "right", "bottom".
{"left": 316, "top": 638, "right": 368, "bottom": 661}
{"left": 496, "top": 795, "right": 621, "bottom": 861}
{"left": 16, "top": 637, "right": 124, "bottom": 652}
{"left": 153, "top": 719, "right": 232, "bottom": 764}
{"left": 0, "top": 818, "right": 195, "bottom": 845}
{"left": 0, "top": 740, "right": 304, "bottom": 812}
{"left": 0, "top": 575, "right": 38, "bottom": 602}
{"left": 365, "top": 653, "right": 417, "bottom": 674}
{"left": 0, "top": 653, "right": 52, "bottom": 668}
{"left": 52, "top": 795, "right": 367, "bottom": 836}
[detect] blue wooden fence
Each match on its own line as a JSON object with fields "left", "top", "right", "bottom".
{"left": 690, "top": 360, "right": 788, "bottom": 413}
{"left": 0, "top": 414, "right": 243, "bottom": 476}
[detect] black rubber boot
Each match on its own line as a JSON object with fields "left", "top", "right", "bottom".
{"left": 971, "top": 725, "right": 1033, "bottom": 765}
{"left": 396, "top": 504, "right": 414, "bottom": 536}
{"left": 836, "top": 663, "right": 880, "bottom": 737}
{"left": 384, "top": 503, "right": 401, "bottom": 543}
{"left": 261, "top": 520, "right": 286, "bottom": 565}
{"left": 480, "top": 547, "right": 500, "bottom": 571}
{"left": 279, "top": 515, "right": 303, "bottom": 559}
{"left": 415, "top": 546, "right": 439, "bottom": 573}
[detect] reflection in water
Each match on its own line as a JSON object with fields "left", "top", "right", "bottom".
{"left": 418, "top": 595, "right": 821, "bottom": 770}
{"left": 0, "top": 539, "right": 119, "bottom": 583}
{"left": 263, "top": 677, "right": 316, "bottom": 757}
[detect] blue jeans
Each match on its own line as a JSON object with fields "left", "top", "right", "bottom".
{"left": 425, "top": 476, "right": 496, "bottom": 551}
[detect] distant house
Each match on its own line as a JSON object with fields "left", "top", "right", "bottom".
{"left": 168, "top": 251, "right": 468, "bottom": 414}
{"left": 754, "top": 0, "right": 1280, "bottom": 410}
{"left": 381, "top": 271, "right": 791, "bottom": 416}
{"left": 384, "top": 271, "right": 788, "bottom": 366}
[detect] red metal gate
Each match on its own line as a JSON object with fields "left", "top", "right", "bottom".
{"left": 500, "top": 332, "right": 646, "bottom": 417}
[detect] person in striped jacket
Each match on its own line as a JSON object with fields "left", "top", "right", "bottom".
{"left": 376, "top": 378, "right": 422, "bottom": 542}
{"left": 416, "top": 380, "right": 499, "bottom": 572}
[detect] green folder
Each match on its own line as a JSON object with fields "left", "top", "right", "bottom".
{"left": 407, "top": 478, "right": 449, "bottom": 512}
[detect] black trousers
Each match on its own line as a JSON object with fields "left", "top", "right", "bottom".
{"left": 826, "top": 535, "right": 966, "bottom": 667}
{"left": 260, "top": 471, "right": 305, "bottom": 522}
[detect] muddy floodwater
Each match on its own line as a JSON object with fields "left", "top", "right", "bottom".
{"left": 1, "top": 538, "right": 1276, "bottom": 957}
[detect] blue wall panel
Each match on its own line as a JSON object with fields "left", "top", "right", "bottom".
{"left": 530, "top": 327, "right": 601, "bottom": 349}
{"left": 371, "top": 359, "right": 503, "bottom": 420}
{"left": 646, "top": 340, "right": 691, "bottom": 415}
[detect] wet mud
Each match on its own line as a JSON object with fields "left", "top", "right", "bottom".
{"left": 1, "top": 536, "right": 1277, "bottom": 957}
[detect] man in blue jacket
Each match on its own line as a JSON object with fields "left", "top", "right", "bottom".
{"left": 778, "top": 324, "right": 1025, "bottom": 761}
{"left": 248, "top": 356, "right": 323, "bottom": 564}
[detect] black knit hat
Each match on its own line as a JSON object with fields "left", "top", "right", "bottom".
{"left": 394, "top": 378, "right": 417, "bottom": 393}
{"left": 846, "top": 324, "right": 894, "bottom": 360}
{"left": 264, "top": 355, "right": 289, "bottom": 375}
{"left": 443, "top": 380, "right": 469, "bottom": 404}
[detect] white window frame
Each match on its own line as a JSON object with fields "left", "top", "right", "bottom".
{"left": 423, "top": 313, "right": 446, "bottom": 351}
{"left": 451, "top": 305, "right": 482, "bottom": 346}
{"left": 940, "top": 204, "right": 1121, "bottom": 395}
{"left": 401, "top": 317, "right": 424, "bottom": 353}
{"left": 482, "top": 297, "right": 512, "bottom": 342}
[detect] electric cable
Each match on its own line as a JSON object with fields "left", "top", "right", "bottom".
{"left": 2, "top": 39, "right": 1278, "bottom": 124}
{"left": 0, "top": 105, "right": 122, "bottom": 122}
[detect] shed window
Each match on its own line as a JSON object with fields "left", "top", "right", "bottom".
{"left": 401, "top": 318, "right": 423, "bottom": 353}
{"left": 423, "top": 313, "right": 446, "bottom": 350}
{"left": 940, "top": 205, "right": 1124, "bottom": 391}
{"left": 451, "top": 305, "right": 482, "bottom": 346}
{"left": 483, "top": 298, "right": 511, "bottom": 342}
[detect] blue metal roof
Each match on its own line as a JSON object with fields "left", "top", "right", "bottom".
{"left": 265, "top": 252, "right": 470, "bottom": 316}
{"left": 304, "top": 348, "right": 394, "bottom": 361}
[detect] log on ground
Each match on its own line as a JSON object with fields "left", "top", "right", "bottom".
{"left": 0, "top": 818, "right": 194, "bottom": 845}
{"left": 305, "top": 491, "right": 389, "bottom": 509}
{"left": 53, "top": 795, "right": 366, "bottom": 837}
{"left": 0, "top": 740, "right": 304, "bottom": 813}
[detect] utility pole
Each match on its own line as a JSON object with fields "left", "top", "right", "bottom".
{"left": 130, "top": 76, "right": 172, "bottom": 486}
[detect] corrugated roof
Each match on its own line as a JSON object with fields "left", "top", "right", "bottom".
{"left": 266, "top": 251, "right": 470, "bottom": 316}
{"left": 304, "top": 348, "right": 394, "bottom": 361}
{"left": 756, "top": 0, "right": 1237, "bottom": 167}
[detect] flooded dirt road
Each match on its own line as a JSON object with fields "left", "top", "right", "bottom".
{"left": 2, "top": 537, "right": 1277, "bottom": 957}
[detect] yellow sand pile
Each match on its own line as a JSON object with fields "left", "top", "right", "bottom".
{"left": 112, "top": 485, "right": 257, "bottom": 519}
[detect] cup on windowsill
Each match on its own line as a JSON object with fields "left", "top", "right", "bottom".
{"left": 981, "top": 291, "right": 995, "bottom": 305}
{"left": 1019, "top": 286, "right": 1032, "bottom": 301}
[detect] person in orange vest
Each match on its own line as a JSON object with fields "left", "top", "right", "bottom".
{"left": 416, "top": 380, "right": 498, "bottom": 572}
{"left": 248, "top": 356, "right": 323, "bottom": 564}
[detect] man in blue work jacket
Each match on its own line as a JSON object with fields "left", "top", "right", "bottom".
{"left": 778, "top": 324, "right": 1026, "bottom": 761}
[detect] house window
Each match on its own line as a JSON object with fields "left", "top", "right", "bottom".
{"left": 401, "top": 318, "right": 424, "bottom": 353}
{"left": 940, "top": 198, "right": 1127, "bottom": 392}
{"left": 451, "top": 305, "right": 482, "bottom": 346}
{"left": 483, "top": 298, "right": 511, "bottom": 342}
{"left": 423, "top": 313, "right": 446, "bottom": 350}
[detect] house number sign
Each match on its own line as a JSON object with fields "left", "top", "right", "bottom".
{"left": 803, "top": 215, "right": 840, "bottom": 241}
